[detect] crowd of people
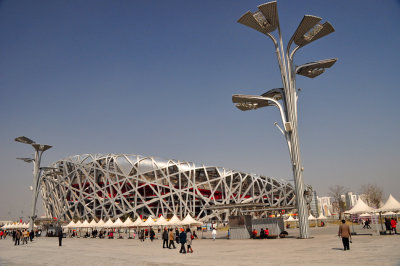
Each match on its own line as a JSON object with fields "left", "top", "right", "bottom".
{"left": 251, "top": 228, "right": 270, "bottom": 239}
{"left": 384, "top": 218, "right": 397, "bottom": 234}
{"left": 0, "top": 229, "right": 36, "bottom": 246}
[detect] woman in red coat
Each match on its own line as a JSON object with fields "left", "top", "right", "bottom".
{"left": 391, "top": 218, "right": 397, "bottom": 234}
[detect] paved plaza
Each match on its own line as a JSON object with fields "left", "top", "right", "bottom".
{"left": 0, "top": 225, "right": 399, "bottom": 266}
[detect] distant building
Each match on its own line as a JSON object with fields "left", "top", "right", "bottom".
{"left": 317, "top": 196, "right": 332, "bottom": 217}
{"left": 310, "top": 191, "right": 319, "bottom": 217}
{"left": 345, "top": 192, "right": 358, "bottom": 210}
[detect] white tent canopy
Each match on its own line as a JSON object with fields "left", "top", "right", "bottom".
{"left": 141, "top": 217, "right": 156, "bottom": 227}
{"left": 377, "top": 195, "right": 400, "bottom": 212}
{"left": 132, "top": 217, "right": 143, "bottom": 227}
{"left": 180, "top": 214, "right": 202, "bottom": 226}
{"left": 383, "top": 211, "right": 397, "bottom": 216}
{"left": 74, "top": 221, "right": 83, "bottom": 228}
{"left": 113, "top": 218, "right": 124, "bottom": 228}
{"left": 103, "top": 219, "right": 115, "bottom": 228}
{"left": 345, "top": 198, "right": 375, "bottom": 214}
{"left": 155, "top": 216, "right": 169, "bottom": 226}
{"left": 81, "top": 220, "right": 90, "bottom": 228}
{"left": 122, "top": 217, "right": 134, "bottom": 227}
{"left": 285, "top": 216, "right": 295, "bottom": 222}
{"left": 63, "top": 220, "right": 76, "bottom": 228}
{"left": 89, "top": 219, "right": 98, "bottom": 228}
{"left": 308, "top": 214, "right": 316, "bottom": 220}
{"left": 96, "top": 219, "right": 105, "bottom": 228}
{"left": 317, "top": 214, "right": 327, "bottom": 220}
{"left": 359, "top": 213, "right": 371, "bottom": 217}
{"left": 167, "top": 215, "right": 182, "bottom": 226}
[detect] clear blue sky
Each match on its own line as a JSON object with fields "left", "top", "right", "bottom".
{"left": 1, "top": 0, "right": 399, "bottom": 220}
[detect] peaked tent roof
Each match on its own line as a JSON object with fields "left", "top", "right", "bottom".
{"left": 383, "top": 211, "right": 397, "bottom": 216}
{"left": 113, "top": 218, "right": 124, "bottom": 228}
{"left": 308, "top": 214, "right": 316, "bottom": 220}
{"left": 96, "top": 219, "right": 105, "bottom": 228}
{"left": 317, "top": 214, "right": 327, "bottom": 219}
{"left": 132, "top": 217, "right": 143, "bottom": 226}
{"left": 377, "top": 195, "right": 400, "bottom": 212}
{"left": 64, "top": 220, "right": 76, "bottom": 228}
{"left": 75, "top": 221, "right": 83, "bottom": 228}
{"left": 167, "top": 215, "right": 182, "bottom": 226}
{"left": 122, "top": 218, "right": 134, "bottom": 227}
{"left": 155, "top": 216, "right": 169, "bottom": 226}
{"left": 142, "top": 217, "right": 156, "bottom": 227}
{"left": 285, "top": 216, "right": 295, "bottom": 221}
{"left": 345, "top": 198, "right": 375, "bottom": 214}
{"left": 81, "top": 220, "right": 91, "bottom": 228}
{"left": 89, "top": 219, "right": 98, "bottom": 228}
{"left": 103, "top": 219, "right": 115, "bottom": 228}
{"left": 180, "top": 214, "right": 202, "bottom": 226}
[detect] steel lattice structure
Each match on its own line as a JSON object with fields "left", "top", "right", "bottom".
{"left": 40, "top": 154, "right": 295, "bottom": 221}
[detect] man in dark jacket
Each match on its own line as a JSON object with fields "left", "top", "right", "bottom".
{"left": 175, "top": 228, "right": 180, "bottom": 244}
{"left": 162, "top": 228, "right": 168, "bottom": 248}
{"left": 338, "top": 220, "right": 351, "bottom": 251}
{"left": 150, "top": 229, "right": 155, "bottom": 242}
{"left": 179, "top": 228, "right": 186, "bottom": 254}
{"left": 58, "top": 229, "right": 63, "bottom": 247}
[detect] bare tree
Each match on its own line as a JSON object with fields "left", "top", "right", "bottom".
{"left": 329, "top": 185, "right": 347, "bottom": 220}
{"left": 360, "top": 184, "right": 383, "bottom": 208}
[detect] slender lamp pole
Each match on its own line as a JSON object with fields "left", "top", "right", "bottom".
{"left": 235, "top": 1, "right": 336, "bottom": 238}
{"left": 15, "top": 136, "right": 52, "bottom": 232}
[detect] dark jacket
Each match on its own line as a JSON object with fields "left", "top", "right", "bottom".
{"left": 179, "top": 231, "right": 187, "bottom": 244}
{"left": 162, "top": 230, "right": 168, "bottom": 240}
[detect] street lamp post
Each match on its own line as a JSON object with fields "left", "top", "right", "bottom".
{"left": 234, "top": 1, "right": 336, "bottom": 238}
{"left": 15, "top": 136, "right": 52, "bottom": 232}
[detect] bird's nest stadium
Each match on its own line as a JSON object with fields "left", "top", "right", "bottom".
{"left": 40, "top": 154, "right": 297, "bottom": 222}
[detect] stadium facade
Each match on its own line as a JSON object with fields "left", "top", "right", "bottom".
{"left": 40, "top": 154, "right": 296, "bottom": 222}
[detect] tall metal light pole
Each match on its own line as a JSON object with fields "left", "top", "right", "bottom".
{"left": 15, "top": 136, "right": 52, "bottom": 232}
{"left": 234, "top": 1, "right": 336, "bottom": 238}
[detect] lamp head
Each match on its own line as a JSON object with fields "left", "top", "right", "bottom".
{"left": 261, "top": 88, "right": 284, "bottom": 100}
{"left": 16, "top": 157, "right": 34, "bottom": 163}
{"left": 237, "top": 1, "right": 278, "bottom": 35}
{"left": 232, "top": 94, "right": 274, "bottom": 111}
{"left": 32, "top": 144, "right": 52, "bottom": 152}
{"left": 296, "top": 58, "right": 337, "bottom": 78}
{"left": 15, "top": 136, "right": 35, "bottom": 145}
{"left": 291, "top": 15, "right": 334, "bottom": 48}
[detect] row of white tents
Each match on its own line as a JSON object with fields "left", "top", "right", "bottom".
{"left": 345, "top": 194, "right": 400, "bottom": 215}
{"left": 63, "top": 214, "right": 202, "bottom": 229}
{"left": 1, "top": 223, "right": 37, "bottom": 230}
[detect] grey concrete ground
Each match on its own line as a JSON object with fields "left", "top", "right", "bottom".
{"left": 0, "top": 225, "right": 399, "bottom": 266}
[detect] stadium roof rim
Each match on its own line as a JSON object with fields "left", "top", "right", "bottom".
{"left": 56, "top": 153, "right": 289, "bottom": 183}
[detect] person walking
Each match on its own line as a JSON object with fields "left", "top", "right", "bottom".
{"left": 175, "top": 228, "right": 180, "bottom": 244}
{"left": 385, "top": 218, "right": 392, "bottom": 235}
{"left": 14, "top": 230, "right": 21, "bottom": 246}
{"left": 212, "top": 228, "right": 217, "bottom": 240}
{"left": 162, "top": 228, "right": 169, "bottom": 248}
{"left": 58, "top": 229, "right": 63, "bottom": 246}
{"left": 29, "top": 230, "right": 34, "bottom": 242}
{"left": 22, "top": 230, "right": 29, "bottom": 245}
{"left": 150, "top": 228, "right": 155, "bottom": 242}
{"left": 186, "top": 228, "right": 193, "bottom": 253}
{"left": 338, "top": 220, "right": 352, "bottom": 251}
{"left": 391, "top": 218, "right": 397, "bottom": 234}
{"left": 168, "top": 229, "right": 176, "bottom": 249}
{"left": 139, "top": 229, "right": 145, "bottom": 242}
{"left": 179, "top": 228, "right": 186, "bottom": 254}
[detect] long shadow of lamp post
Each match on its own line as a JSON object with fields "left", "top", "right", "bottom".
{"left": 233, "top": 1, "right": 337, "bottom": 239}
